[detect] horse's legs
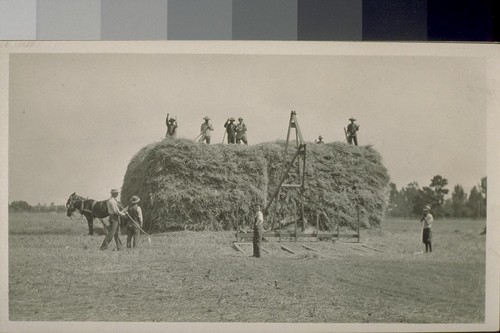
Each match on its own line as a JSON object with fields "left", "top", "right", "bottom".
{"left": 86, "top": 215, "right": 94, "bottom": 235}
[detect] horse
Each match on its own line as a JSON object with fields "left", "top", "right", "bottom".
{"left": 66, "top": 192, "right": 111, "bottom": 235}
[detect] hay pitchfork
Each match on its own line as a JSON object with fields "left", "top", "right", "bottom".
{"left": 118, "top": 203, "right": 152, "bottom": 247}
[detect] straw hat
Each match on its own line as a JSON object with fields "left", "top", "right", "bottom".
{"left": 110, "top": 189, "right": 119, "bottom": 194}
{"left": 130, "top": 196, "right": 140, "bottom": 204}
{"left": 203, "top": 116, "right": 210, "bottom": 120}
{"left": 229, "top": 117, "right": 235, "bottom": 121}
{"left": 318, "top": 135, "right": 323, "bottom": 139}
{"left": 169, "top": 118, "right": 176, "bottom": 122}
{"left": 238, "top": 117, "right": 243, "bottom": 121}
{"left": 349, "top": 117, "right": 356, "bottom": 121}
{"left": 423, "top": 205, "right": 430, "bottom": 211}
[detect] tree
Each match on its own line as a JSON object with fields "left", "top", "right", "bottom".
{"left": 450, "top": 184, "right": 470, "bottom": 218}
{"left": 9, "top": 201, "right": 32, "bottom": 212}
{"left": 468, "top": 186, "right": 483, "bottom": 219}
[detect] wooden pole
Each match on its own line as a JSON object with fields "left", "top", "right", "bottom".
{"left": 236, "top": 210, "right": 240, "bottom": 242}
{"left": 316, "top": 214, "right": 319, "bottom": 241}
{"left": 294, "top": 201, "right": 297, "bottom": 242}
{"left": 357, "top": 203, "right": 360, "bottom": 243}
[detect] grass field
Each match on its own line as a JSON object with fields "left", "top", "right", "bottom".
{"left": 9, "top": 212, "right": 486, "bottom": 323}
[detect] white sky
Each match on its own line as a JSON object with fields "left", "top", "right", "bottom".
{"left": 8, "top": 53, "right": 486, "bottom": 205}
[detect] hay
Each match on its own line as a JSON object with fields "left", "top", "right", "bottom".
{"left": 121, "top": 138, "right": 390, "bottom": 232}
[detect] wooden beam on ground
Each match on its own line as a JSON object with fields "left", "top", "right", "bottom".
{"left": 362, "top": 244, "right": 383, "bottom": 253}
{"left": 301, "top": 244, "right": 317, "bottom": 252}
{"left": 280, "top": 245, "right": 295, "bottom": 254}
{"left": 233, "top": 243, "right": 246, "bottom": 255}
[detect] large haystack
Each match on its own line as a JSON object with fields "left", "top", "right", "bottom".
{"left": 121, "top": 138, "right": 390, "bottom": 232}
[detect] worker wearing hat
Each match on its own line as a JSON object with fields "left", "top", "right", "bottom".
{"left": 235, "top": 117, "right": 248, "bottom": 145}
{"left": 165, "top": 113, "right": 178, "bottom": 138}
{"left": 199, "top": 116, "right": 214, "bottom": 144}
{"left": 421, "top": 205, "right": 434, "bottom": 253}
{"left": 224, "top": 117, "right": 237, "bottom": 144}
{"left": 100, "top": 189, "right": 126, "bottom": 251}
{"left": 346, "top": 117, "right": 360, "bottom": 146}
{"left": 126, "top": 195, "right": 143, "bottom": 248}
{"left": 315, "top": 135, "right": 324, "bottom": 144}
{"left": 252, "top": 203, "right": 264, "bottom": 258}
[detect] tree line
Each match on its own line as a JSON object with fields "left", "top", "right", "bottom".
{"left": 9, "top": 201, "right": 66, "bottom": 213}
{"left": 388, "top": 176, "right": 486, "bottom": 219}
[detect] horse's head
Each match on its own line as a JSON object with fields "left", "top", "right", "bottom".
{"left": 66, "top": 192, "right": 78, "bottom": 217}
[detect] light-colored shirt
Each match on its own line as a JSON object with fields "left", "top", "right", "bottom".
{"left": 255, "top": 210, "right": 263, "bottom": 227}
{"left": 422, "top": 213, "right": 433, "bottom": 228}
{"left": 107, "top": 197, "right": 126, "bottom": 216}
{"left": 235, "top": 122, "right": 247, "bottom": 138}
{"left": 200, "top": 122, "right": 213, "bottom": 137}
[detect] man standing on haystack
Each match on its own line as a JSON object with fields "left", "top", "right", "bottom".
{"left": 252, "top": 203, "right": 264, "bottom": 258}
{"left": 315, "top": 135, "right": 324, "bottom": 144}
{"left": 165, "top": 113, "right": 178, "bottom": 138}
{"left": 126, "top": 195, "right": 143, "bottom": 248}
{"left": 421, "top": 205, "right": 434, "bottom": 253}
{"left": 100, "top": 189, "right": 127, "bottom": 251}
{"left": 224, "top": 117, "right": 237, "bottom": 144}
{"left": 235, "top": 117, "right": 248, "bottom": 145}
{"left": 199, "top": 116, "right": 213, "bottom": 144}
{"left": 346, "top": 117, "right": 360, "bottom": 146}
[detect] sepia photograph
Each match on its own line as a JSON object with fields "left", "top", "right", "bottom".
{"left": 1, "top": 42, "right": 498, "bottom": 332}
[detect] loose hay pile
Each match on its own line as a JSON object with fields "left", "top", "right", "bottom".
{"left": 121, "top": 138, "right": 390, "bottom": 232}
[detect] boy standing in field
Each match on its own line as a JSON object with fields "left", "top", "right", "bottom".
{"left": 421, "top": 205, "right": 433, "bottom": 253}
{"left": 252, "top": 204, "right": 264, "bottom": 258}
{"left": 126, "top": 195, "right": 143, "bottom": 248}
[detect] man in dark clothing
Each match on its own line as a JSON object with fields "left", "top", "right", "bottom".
{"left": 315, "top": 135, "right": 324, "bottom": 144}
{"left": 126, "top": 195, "right": 143, "bottom": 248}
{"left": 165, "top": 113, "right": 178, "bottom": 138}
{"left": 224, "top": 117, "right": 237, "bottom": 144}
{"left": 252, "top": 204, "right": 264, "bottom": 258}
{"left": 346, "top": 117, "right": 360, "bottom": 146}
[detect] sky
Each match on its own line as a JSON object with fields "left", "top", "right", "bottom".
{"left": 8, "top": 53, "right": 486, "bottom": 205}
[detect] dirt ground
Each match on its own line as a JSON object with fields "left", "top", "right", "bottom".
{"left": 9, "top": 213, "right": 486, "bottom": 323}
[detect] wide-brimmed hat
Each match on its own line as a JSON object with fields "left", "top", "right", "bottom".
{"left": 229, "top": 117, "right": 235, "bottom": 121}
{"left": 110, "top": 189, "right": 120, "bottom": 194}
{"left": 169, "top": 118, "right": 176, "bottom": 122}
{"left": 318, "top": 135, "right": 323, "bottom": 139}
{"left": 349, "top": 117, "right": 356, "bottom": 121}
{"left": 238, "top": 117, "right": 243, "bottom": 121}
{"left": 130, "top": 195, "right": 140, "bottom": 204}
{"left": 423, "top": 205, "right": 430, "bottom": 211}
{"left": 203, "top": 116, "right": 210, "bottom": 120}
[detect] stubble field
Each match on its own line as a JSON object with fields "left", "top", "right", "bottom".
{"left": 9, "top": 212, "right": 486, "bottom": 323}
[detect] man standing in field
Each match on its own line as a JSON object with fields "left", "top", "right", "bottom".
{"left": 199, "top": 116, "right": 213, "bottom": 144}
{"left": 165, "top": 113, "right": 178, "bottom": 138}
{"left": 224, "top": 117, "right": 237, "bottom": 144}
{"left": 100, "top": 189, "right": 127, "bottom": 251}
{"left": 346, "top": 117, "right": 360, "bottom": 146}
{"left": 126, "top": 195, "right": 143, "bottom": 248}
{"left": 421, "top": 205, "right": 433, "bottom": 253}
{"left": 252, "top": 203, "right": 264, "bottom": 258}
{"left": 235, "top": 117, "right": 248, "bottom": 145}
